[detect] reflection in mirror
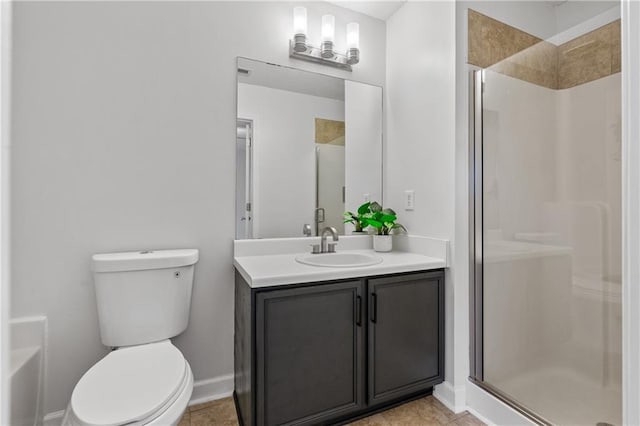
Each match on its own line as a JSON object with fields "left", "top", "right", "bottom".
{"left": 236, "top": 57, "right": 382, "bottom": 239}
{"left": 236, "top": 119, "right": 253, "bottom": 239}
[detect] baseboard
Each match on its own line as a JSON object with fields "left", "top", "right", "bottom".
{"left": 433, "top": 381, "right": 467, "bottom": 414}
{"left": 43, "top": 409, "right": 64, "bottom": 426}
{"left": 42, "top": 374, "right": 235, "bottom": 426}
{"left": 188, "top": 373, "right": 234, "bottom": 406}
{"left": 466, "top": 406, "right": 495, "bottom": 426}
{"left": 465, "top": 381, "right": 537, "bottom": 425}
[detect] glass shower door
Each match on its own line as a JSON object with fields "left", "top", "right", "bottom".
{"left": 473, "top": 66, "right": 622, "bottom": 425}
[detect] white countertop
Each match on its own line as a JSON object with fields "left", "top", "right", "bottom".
{"left": 234, "top": 249, "right": 446, "bottom": 288}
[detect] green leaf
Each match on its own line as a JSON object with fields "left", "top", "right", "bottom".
{"left": 382, "top": 208, "right": 396, "bottom": 216}
{"left": 380, "top": 214, "right": 396, "bottom": 224}
{"left": 357, "top": 202, "right": 371, "bottom": 215}
{"left": 364, "top": 219, "right": 383, "bottom": 228}
{"left": 370, "top": 202, "right": 382, "bottom": 213}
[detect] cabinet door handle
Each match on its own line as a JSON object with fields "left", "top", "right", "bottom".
{"left": 356, "top": 295, "right": 362, "bottom": 326}
{"left": 371, "top": 293, "right": 377, "bottom": 323}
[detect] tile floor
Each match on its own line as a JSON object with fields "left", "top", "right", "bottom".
{"left": 179, "top": 395, "right": 485, "bottom": 426}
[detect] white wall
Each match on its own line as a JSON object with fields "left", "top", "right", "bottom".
{"left": 386, "top": 2, "right": 456, "bottom": 241}
{"left": 385, "top": 0, "right": 462, "bottom": 410}
{"left": 238, "top": 83, "right": 344, "bottom": 238}
{"left": 10, "top": 1, "right": 386, "bottom": 415}
{"left": 554, "top": 1, "right": 619, "bottom": 36}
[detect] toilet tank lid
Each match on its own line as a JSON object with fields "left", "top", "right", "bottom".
{"left": 92, "top": 249, "right": 199, "bottom": 273}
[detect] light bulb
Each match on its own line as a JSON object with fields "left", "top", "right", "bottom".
{"left": 321, "top": 15, "right": 335, "bottom": 43}
{"left": 292, "top": 7, "right": 308, "bottom": 53}
{"left": 346, "top": 22, "right": 359, "bottom": 49}
{"left": 293, "top": 7, "right": 307, "bottom": 36}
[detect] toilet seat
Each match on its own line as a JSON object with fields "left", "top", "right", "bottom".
{"left": 65, "top": 340, "right": 191, "bottom": 426}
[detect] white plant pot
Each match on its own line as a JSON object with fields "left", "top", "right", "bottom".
{"left": 373, "top": 235, "right": 392, "bottom": 252}
{"left": 352, "top": 230, "right": 366, "bottom": 235}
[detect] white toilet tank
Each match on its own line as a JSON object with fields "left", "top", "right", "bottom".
{"left": 92, "top": 249, "right": 199, "bottom": 347}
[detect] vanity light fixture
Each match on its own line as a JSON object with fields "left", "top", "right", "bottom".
{"left": 321, "top": 15, "right": 335, "bottom": 58}
{"left": 293, "top": 7, "right": 307, "bottom": 52}
{"left": 289, "top": 8, "right": 360, "bottom": 71}
{"left": 346, "top": 22, "right": 360, "bottom": 65}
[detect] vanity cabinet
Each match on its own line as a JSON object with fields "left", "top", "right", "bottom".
{"left": 234, "top": 269, "right": 444, "bottom": 426}
{"left": 368, "top": 273, "right": 443, "bottom": 405}
{"left": 256, "top": 281, "right": 365, "bottom": 425}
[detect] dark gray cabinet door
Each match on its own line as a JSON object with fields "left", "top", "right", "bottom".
{"left": 256, "top": 281, "right": 365, "bottom": 426}
{"left": 368, "top": 271, "right": 444, "bottom": 405}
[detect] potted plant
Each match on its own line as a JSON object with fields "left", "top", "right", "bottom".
{"left": 363, "top": 202, "right": 407, "bottom": 252}
{"left": 343, "top": 202, "right": 371, "bottom": 234}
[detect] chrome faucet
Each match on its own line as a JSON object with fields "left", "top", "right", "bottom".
{"left": 320, "top": 226, "right": 339, "bottom": 253}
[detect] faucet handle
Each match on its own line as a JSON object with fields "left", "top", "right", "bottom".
{"left": 310, "top": 244, "right": 321, "bottom": 254}
{"left": 328, "top": 242, "right": 338, "bottom": 253}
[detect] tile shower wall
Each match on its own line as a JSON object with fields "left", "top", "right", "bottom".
{"left": 557, "top": 20, "right": 620, "bottom": 89}
{"left": 468, "top": 9, "right": 621, "bottom": 89}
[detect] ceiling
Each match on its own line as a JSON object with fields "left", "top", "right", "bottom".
{"left": 328, "top": 1, "right": 407, "bottom": 21}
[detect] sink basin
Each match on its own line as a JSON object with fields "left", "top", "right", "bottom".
{"left": 295, "top": 252, "right": 383, "bottom": 268}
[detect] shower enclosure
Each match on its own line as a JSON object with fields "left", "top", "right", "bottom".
{"left": 469, "top": 4, "right": 622, "bottom": 425}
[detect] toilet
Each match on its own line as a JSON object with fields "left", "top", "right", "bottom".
{"left": 62, "top": 249, "right": 199, "bottom": 426}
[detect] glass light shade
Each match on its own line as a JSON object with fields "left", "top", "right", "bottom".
{"left": 321, "top": 14, "right": 335, "bottom": 42}
{"left": 346, "top": 22, "right": 359, "bottom": 49}
{"left": 293, "top": 7, "right": 307, "bottom": 35}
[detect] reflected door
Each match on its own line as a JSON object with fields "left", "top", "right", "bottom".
{"left": 316, "top": 144, "right": 345, "bottom": 235}
{"left": 236, "top": 119, "right": 253, "bottom": 239}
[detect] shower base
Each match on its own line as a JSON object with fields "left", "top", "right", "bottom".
{"left": 493, "top": 366, "right": 621, "bottom": 426}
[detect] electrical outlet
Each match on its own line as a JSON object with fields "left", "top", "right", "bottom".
{"left": 404, "top": 190, "right": 415, "bottom": 210}
{"left": 363, "top": 193, "right": 370, "bottom": 202}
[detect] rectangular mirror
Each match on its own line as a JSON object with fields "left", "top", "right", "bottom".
{"left": 236, "top": 57, "right": 383, "bottom": 239}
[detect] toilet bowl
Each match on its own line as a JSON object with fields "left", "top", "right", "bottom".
{"left": 62, "top": 341, "right": 193, "bottom": 426}
{"left": 63, "top": 249, "right": 199, "bottom": 426}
